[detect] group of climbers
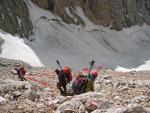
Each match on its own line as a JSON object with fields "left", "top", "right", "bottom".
{"left": 55, "top": 60, "right": 99, "bottom": 96}
{"left": 11, "top": 60, "right": 99, "bottom": 96}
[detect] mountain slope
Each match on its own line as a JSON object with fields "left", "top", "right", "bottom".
{"left": 33, "top": 0, "right": 150, "bottom": 30}
{"left": 0, "top": 0, "right": 33, "bottom": 38}
{"left": 1, "top": 1, "right": 150, "bottom": 71}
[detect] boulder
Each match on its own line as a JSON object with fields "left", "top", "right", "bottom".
{"left": 111, "top": 104, "right": 150, "bottom": 113}
{"left": 56, "top": 92, "right": 106, "bottom": 113}
{"left": 85, "top": 98, "right": 98, "bottom": 112}
{"left": 0, "top": 96, "right": 6, "bottom": 105}
{"left": 97, "top": 100, "right": 110, "bottom": 110}
{"left": 131, "top": 96, "right": 150, "bottom": 104}
{"left": 0, "top": 79, "right": 32, "bottom": 96}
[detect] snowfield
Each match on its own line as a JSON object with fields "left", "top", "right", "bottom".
{"left": 1, "top": 1, "right": 150, "bottom": 72}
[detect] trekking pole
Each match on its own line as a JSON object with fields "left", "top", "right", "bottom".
{"left": 88, "top": 60, "right": 95, "bottom": 74}
{"left": 56, "top": 60, "right": 66, "bottom": 77}
{"left": 56, "top": 60, "right": 63, "bottom": 71}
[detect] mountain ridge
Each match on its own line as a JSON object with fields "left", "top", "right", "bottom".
{"left": 0, "top": 0, "right": 150, "bottom": 37}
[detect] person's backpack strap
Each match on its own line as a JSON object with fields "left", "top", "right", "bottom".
{"left": 68, "top": 72, "right": 72, "bottom": 81}
{"left": 82, "top": 78, "right": 88, "bottom": 93}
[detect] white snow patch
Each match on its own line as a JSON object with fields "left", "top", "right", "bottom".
{"left": 0, "top": 31, "right": 44, "bottom": 67}
{"left": 17, "top": 17, "right": 21, "bottom": 27}
{"left": 116, "top": 60, "right": 150, "bottom": 72}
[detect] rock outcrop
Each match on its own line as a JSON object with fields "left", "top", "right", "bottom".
{"left": 0, "top": 0, "right": 150, "bottom": 37}
{"left": 0, "top": 0, "right": 33, "bottom": 38}
{"left": 0, "top": 37, "right": 4, "bottom": 54}
{"left": 32, "top": 0, "right": 54, "bottom": 11}
{"left": 56, "top": 92, "right": 108, "bottom": 113}
{"left": 33, "top": 0, "right": 150, "bottom": 30}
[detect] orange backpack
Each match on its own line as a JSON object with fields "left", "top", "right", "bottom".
{"left": 63, "top": 66, "right": 72, "bottom": 82}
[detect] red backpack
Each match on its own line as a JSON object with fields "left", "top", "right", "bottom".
{"left": 19, "top": 67, "right": 26, "bottom": 76}
{"left": 72, "top": 75, "right": 88, "bottom": 94}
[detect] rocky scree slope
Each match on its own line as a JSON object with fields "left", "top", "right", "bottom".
{"left": 0, "top": 59, "right": 150, "bottom": 113}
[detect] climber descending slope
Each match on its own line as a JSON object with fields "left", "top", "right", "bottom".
{"left": 55, "top": 60, "right": 99, "bottom": 96}
{"left": 55, "top": 60, "right": 72, "bottom": 96}
{"left": 72, "top": 60, "right": 98, "bottom": 95}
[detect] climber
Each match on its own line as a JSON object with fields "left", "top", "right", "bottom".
{"left": 72, "top": 72, "right": 88, "bottom": 95}
{"left": 55, "top": 66, "right": 72, "bottom": 96}
{"left": 72, "top": 71, "right": 98, "bottom": 95}
{"left": 12, "top": 64, "right": 27, "bottom": 81}
{"left": 84, "top": 71, "right": 98, "bottom": 92}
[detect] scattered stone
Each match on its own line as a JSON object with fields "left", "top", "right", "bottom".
{"left": 79, "top": 104, "right": 86, "bottom": 113}
{"left": 130, "top": 70, "right": 136, "bottom": 75}
{"left": 0, "top": 96, "right": 6, "bottom": 105}
{"left": 131, "top": 96, "right": 150, "bottom": 104}
{"left": 28, "top": 91, "right": 40, "bottom": 102}
{"left": 92, "top": 109, "right": 106, "bottom": 113}
{"left": 119, "top": 86, "right": 129, "bottom": 92}
{"left": 55, "top": 96, "right": 68, "bottom": 104}
{"left": 13, "top": 91, "right": 22, "bottom": 97}
{"left": 104, "top": 80, "right": 112, "bottom": 85}
{"left": 61, "top": 108, "right": 76, "bottom": 113}
{"left": 4, "top": 93, "right": 11, "bottom": 100}
{"left": 112, "top": 104, "right": 150, "bottom": 113}
{"left": 114, "top": 96, "right": 121, "bottom": 101}
{"left": 85, "top": 99, "right": 98, "bottom": 112}
{"left": 97, "top": 101, "right": 110, "bottom": 110}
{"left": 103, "top": 76, "right": 112, "bottom": 80}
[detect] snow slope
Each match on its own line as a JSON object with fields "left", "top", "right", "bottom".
{"left": 1, "top": 1, "right": 150, "bottom": 72}
{"left": 0, "top": 31, "right": 44, "bottom": 66}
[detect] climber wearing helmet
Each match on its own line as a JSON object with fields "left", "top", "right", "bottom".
{"left": 12, "top": 64, "right": 27, "bottom": 81}
{"left": 84, "top": 71, "right": 98, "bottom": 92}
{"left": 63, "top": 66, "right": 72, "bottom": 83}
{"left": 55, "top": 66, "right": 72, "bottom": 96}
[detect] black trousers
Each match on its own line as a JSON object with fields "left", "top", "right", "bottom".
{"left": 57, "top": 83, "right": 67, "bottom": 95}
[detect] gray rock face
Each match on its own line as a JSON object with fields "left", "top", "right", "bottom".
{"left": 0, "top": 37, "right": 4, "bottom": 54}
{"left": 0, "top": 0, "right": 150, "bottom": 37}
{"left": 0, "top": 0, "right": 33, "bottom": 38}
{"left": 32, "top": 0, "right": 54, "bottom": 11}
{"left": 33, "top": 0, "right": 150, "bottom": 30}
